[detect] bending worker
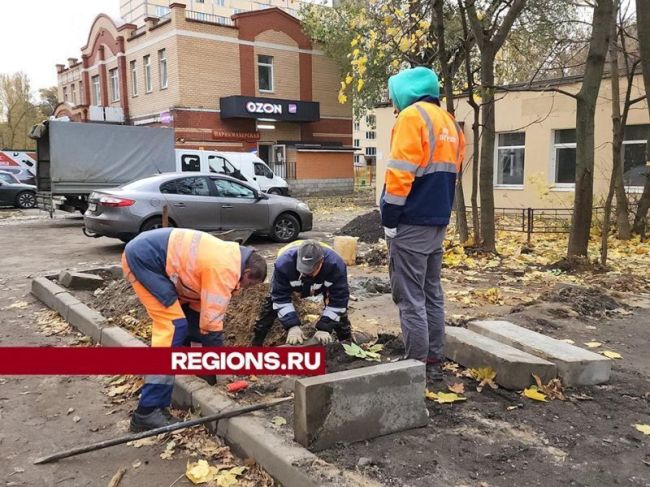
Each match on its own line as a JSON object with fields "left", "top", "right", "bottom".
{"left": 251, "top": 240, "right": 352, "bottom": 346}
{"left": 380, "top": 66, "right": 465, "bottom": 382}
{"left": 122, "top": 227, "right": 267, "bottom": 431}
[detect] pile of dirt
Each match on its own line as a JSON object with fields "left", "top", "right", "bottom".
{"left": 540, "top": 284, "right": 623, "bottom": 317}
{"left": 357, "top": 241, "right": 388, "bottom": 266}
{"left": 338, "top": 210, "right": 383, "bottom": 243}
{"left": 89, "top": 280, "right": 323, "bottom": 345}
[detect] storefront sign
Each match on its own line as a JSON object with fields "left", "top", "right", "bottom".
{"left": 221, "top": 96, "right": 320, "bottom": 122}
{"left": 212, "top": 130, "right": 261, "bottom": 141}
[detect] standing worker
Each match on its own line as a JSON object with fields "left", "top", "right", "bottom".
{"left": 251, "top": 240, "right": 352, "bottom": 346}
{"left": 122, "top": 228, "right": 267, "bottom": 431}
{"left": 380, "top": 66, "right": 465, "bottom": 382}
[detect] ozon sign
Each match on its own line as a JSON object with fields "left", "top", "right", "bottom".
{"left": 246, "top": 101, "right": 282, "bottom": 115}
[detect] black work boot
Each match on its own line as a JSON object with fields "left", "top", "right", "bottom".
{"left": 426, "top": 361, "right": 443, "bottom": 383}
{"left": 130, "top": 408, "right": 181, "bottom": 432}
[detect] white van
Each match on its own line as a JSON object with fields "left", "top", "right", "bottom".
{"left": 175, "top": 150, "right": 289, "bottom": 195}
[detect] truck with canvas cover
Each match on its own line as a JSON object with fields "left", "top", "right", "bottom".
{"left": 29, "top": 121, "right": 175, "bottom": 214}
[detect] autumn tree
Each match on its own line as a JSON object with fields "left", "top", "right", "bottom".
{"left": 38, "top": 86, "right": 59, "bottom": 117}
{"left": 0, "top": 72, "right": 41, "bottom": 150}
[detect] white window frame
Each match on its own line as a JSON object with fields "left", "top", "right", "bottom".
{"left": 353, "top": 121, "right": 360, "bottom": 132}
{"left": 365, "top": 147, "right": 377, "bottom": 156}
{"left": 257, "top": 55, "right": 274, "bottom": 93}
{"left": 365, "top": 131, "right": 376, "bottom": 140}
{"left": 551, "top": 129, "right": 577, "bottom": 190}
{"left": 71, "top": 83, "right": 77, "bottom": 105}
{"left": 130, "top": 60, "right": 138, "bottom": 97}
{"left": 91, "top": 75, "right": 101, "bottom": 105}
{"left": 622, "top": 128, "right": 648, "bottom": 191}
{"left": 493, "top": 132, "right": 525, "bottom": 189}
{"left": 353, "top": 138, "right": 360, "bottom": 147}
{"left": 214, "top": 0, "right": 225, "bottom": 6}
{"left": 63, "top": 86, "right": 68, "bottom": 102}
{"left": 144, "top": 55, "right": 152, "bottom": 93}
{"left": 109, "top": 68, "right": 120, "bottom": 102}
{"left": 158, "top": 49, "right": 168, "bottom": 89}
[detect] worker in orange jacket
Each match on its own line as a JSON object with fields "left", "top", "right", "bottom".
{"left": 380, "top": 66, "right": 465, "bottom": 383}
{"left": 122, "top": 228, "right": 267, "bottom": 431}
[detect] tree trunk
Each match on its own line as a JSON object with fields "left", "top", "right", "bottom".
{"left": 434, "top": 0, "right": 469, "bottom": 243}
{"left": 608, "top": 15, "right": 631, "bottom": 239}
{"left": 567, "top": 0, "right": 613, "bottom": 257}
{"left": 479, "top": 52, "right": 496, "bottom": 252}
{"left": 471, "top": 103, "right": 481, "bottom": 246}
{"left": 633, "top": 0, "right": 650, "bottom": 237}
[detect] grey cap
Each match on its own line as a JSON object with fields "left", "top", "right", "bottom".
{"left": 296, "top": 240, "right": 325, "bottom": 275}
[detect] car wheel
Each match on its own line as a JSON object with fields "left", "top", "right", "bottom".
{"left": 268, "top": 188, "right": 282, "bottom": 195}
{"left": 140, "top": 217, "right": 175, "bottom": 233}
{"left": 15, "top": 191, "right": 36, "bottom": 209}
{"left": 271, "top": 213, "right": 300, "bottom": 243}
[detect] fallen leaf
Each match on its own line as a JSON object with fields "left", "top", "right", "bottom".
{"left": 72, "top": 415, "right": 81, "bottom": 423}
{"left": 132, "top": 459, "right": 142, "bottom": 468}
{"left": 584, "top": 341, "right": 602, "bottom": 348}
{"left": 426, "top": 390, "right": 467, "bottom": 404}
{"left": 160, "top": 440, "right": 176, "bottom": 459}
{"left": 601, "top": 351, "right": 622, "bottom": 359}
{"left": 271, "top": 416, "right": 287, "bottom": 427}
{"left": 522, "top": 386, "right": 547, "bottom": 402}
{"left": 634, "top": 424, "right": 650, "bottom": 435}
{"left": 186, "top": 459, "right": 218, "bottom": 484}
{"left": 466, "top": 367, "right": 498, "bottom": 392}
{"left": 447, "top": 382, "right": 465, "bottom": 394}
{"left": 5, "top": 301, "right": 29, "bottom": 310}
{"left": 66, "top": 408, "right": 75, "bottom": 415}
{"left": 304, "top": 314, "right": 320, "bottom": 322}
{"left": 128, "top": 436, "right": 160, "bottom": 448}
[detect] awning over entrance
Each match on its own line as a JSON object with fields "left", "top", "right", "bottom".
{"left": 220, "top": 96, "right": 320, "bottom": 122}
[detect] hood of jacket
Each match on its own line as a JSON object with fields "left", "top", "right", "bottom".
{"left": 388, "top": 66, "right": 440, "bottom": 112}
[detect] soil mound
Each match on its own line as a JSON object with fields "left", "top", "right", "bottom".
{"left": 540, "top": 284, "right": 623, "bottom": 317}
{"left": 338, "top": 210, "right": 383, "bottom": 243}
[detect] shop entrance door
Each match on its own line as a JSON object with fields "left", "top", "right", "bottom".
{"left": 272, "top": 144, "right": 288, "bottom": 179}
{"left": 258, "top": 144, "right": 272, "bottom": 164}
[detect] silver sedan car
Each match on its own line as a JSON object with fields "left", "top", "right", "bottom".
{"left": 83, "top": 173, "right": 312, "bottom": 243}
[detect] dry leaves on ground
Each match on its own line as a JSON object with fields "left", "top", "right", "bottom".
{"left": 185, "top": 460, "right": 247, "bottom": 486}
{"left": 103, "top": 375, "right": 143, "bottom": 404}
{"left": 601, "top": 351, "right": 623, "bottom": 360}
{"left": 634, "top": 424, "right": 650, "bottom": 435}
{"left": 36, "top": 310, "right": 71, "bottom": 336}
{"left": 532, "top": 374, "right": 566, "bottom": 401}
{"left": 465, "top": 367, "right": 498, "bottom": 392}
{"left": 426, "top": 390, "right": 467, "bottom": 404}
{"left": 522, "top": 386, "right": 548, "bottom": 402}
{"left": 447, "top": 382, "right": 465, "bottom": 394}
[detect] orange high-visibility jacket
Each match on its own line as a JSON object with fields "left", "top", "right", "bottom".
{"left": 165, "top": 229, "right": 242, "bottom": 333}
{"left": 380, "top": 101, "right": 465, "bottom": 229}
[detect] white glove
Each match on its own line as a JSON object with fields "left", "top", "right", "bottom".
{"left": 384, "top": 227, "right": 397, "bottom": 239}
{"left": 314, "top": 330, "right": 334, "bottom": 345}
{"left": 286, "top": 326, "right": 305, "bottom": 345}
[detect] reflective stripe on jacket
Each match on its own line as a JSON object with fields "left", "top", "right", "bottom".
{"left": 380, "top": 101, "right": 465, "bottom": 228}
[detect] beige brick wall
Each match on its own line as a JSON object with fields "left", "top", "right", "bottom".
{"left": 254, "top": 32, "right": 300, "bottom": 100}
{"left": 126, "top": 22, "right": 181, "bottom": 117}
{"left": 175, "top": 36, "right": 241, "bottom": 109}
{"left": 258, "top": 122, "right": 301, "bottom": 144}
{"left": 312, "top": 52, "right": 350, "bottom": 119}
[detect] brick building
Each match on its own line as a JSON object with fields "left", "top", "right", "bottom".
{"left": 54, "top": 4, "right": 354, "bottom": 194}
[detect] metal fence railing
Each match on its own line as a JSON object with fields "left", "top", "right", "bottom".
{"left": 270, "top": 161, "right": 296, "bottom": 180}
{"left": 185, "top": 10, "right": 234, "bottom": 26}
{"left": 354, "top": 166, "right": 376, "bottom": 189}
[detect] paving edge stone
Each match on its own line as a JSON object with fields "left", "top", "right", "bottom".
{"left": 30, "top": 276, "right": 375, "bottom": 487}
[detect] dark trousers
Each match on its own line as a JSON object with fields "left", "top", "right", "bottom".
{"left": 251, "top": 296, "right": 352, "bottom": 346}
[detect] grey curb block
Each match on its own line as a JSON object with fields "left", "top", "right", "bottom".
{"left": 31, "top": 271, "right": 370, "bottom": 487}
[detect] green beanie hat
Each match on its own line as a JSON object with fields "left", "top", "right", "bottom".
{"left": 388, "top": 66, "right": 440, "bottom": 112}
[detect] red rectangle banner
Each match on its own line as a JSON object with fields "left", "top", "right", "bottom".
{"left": 0, "top": 347, "right": 326, "bottom": 376}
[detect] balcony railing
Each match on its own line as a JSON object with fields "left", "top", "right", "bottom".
{"left": 185, "top": 10, "right": 234, "bottom": 26}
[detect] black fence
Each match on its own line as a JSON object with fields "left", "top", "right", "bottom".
{"left": 458, "top": 205, "right": 639, "bottom": 242}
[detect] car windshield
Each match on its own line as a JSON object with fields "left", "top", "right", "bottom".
{"left": 0, "top": 172, "right": 19, "bottom": 184}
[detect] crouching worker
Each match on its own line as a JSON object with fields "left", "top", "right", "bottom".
{"left": 122, "top": 228, "right": 267, "bottom": 431}
{"left": 251, "top": 240, "right": 352, "bottom": 346}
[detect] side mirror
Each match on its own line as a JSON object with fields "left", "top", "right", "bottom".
{"left": 255, "top": 191, "right": 268, "bottom": 200}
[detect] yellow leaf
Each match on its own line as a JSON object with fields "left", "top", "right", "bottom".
{"left": 357, "top": 78, "right": 364, "bottom": 92}
{"left": 436, "top": 392, "right": 467, "bottom": 403}
{"left": 584, "top": 342, "right": 602, "bottom": 348}
{"left": 186, "top": 460, "right": 219, "bottom": 484}
{"left": 351, "top": 38, "right": 358, "bottom": 47}
{"left": 448, "top": 382, "right": 465, "bottom": 394}
{"left": 634, "top": 424, "right": 650, "bottom": 435}
{"left": 345, "top": 74, "right": 353, "bottom": 85}
{"left": 216, "top": 473, "right": 238, "bottom": 487}
{"left": 601, "top": 351, "right": 622, "bottom": 359}
{"left": 304, "top": 314, "right": 319, "bottom": 323}
{"left": 425, "top": 390, "right": 437, "bottom": 400}
{"left": 271, "top": 416, "right": 287, "bottom": 426}
{"left": 522, "top": 386, "right": 547, "bottom": 402}
{"left": 337, "top": 93, "right": 347, "bottom": 105}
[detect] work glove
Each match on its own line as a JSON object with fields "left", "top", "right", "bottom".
{"left": 384, "top": 226, "right": 397, "bottom": 239}
{"left": 314, "top": 330, "right": 334, "bottom": 345}
{"left": 286, "top": 326, "right": 305, "bottom": 345}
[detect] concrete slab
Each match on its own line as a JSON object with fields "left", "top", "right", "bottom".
{"left": 445, "top": 327, "right": 556, "bottom": 390}
{"left": 52, "top": 292, "right": 82, "bottom": 321}
{"left": 66, "top": 302, "right": 106, "bottom": 343}
{"left": 100, "top": 326, "right": 145, "bottom": 348}
{"left": 58, "top": 271, "right": 104, "bottom": 290}
{"left": 31, "top": 277, "right": 66, "bottom": 310}
{"left": 468, "top": 320, "right": 611, "bottom": 386}
{"left": 294, "top": 360, "right": 428, "bottom": 451}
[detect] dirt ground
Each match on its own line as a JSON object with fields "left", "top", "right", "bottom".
{"left": 2, "top": 197, "right": 650, "bottom": 487}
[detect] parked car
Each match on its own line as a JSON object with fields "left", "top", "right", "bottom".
{"left": 83, "top": 173, "right": 312, "bottom": 243}
{"left": 0, "top": 171, "right": 37, "bottom": 208}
